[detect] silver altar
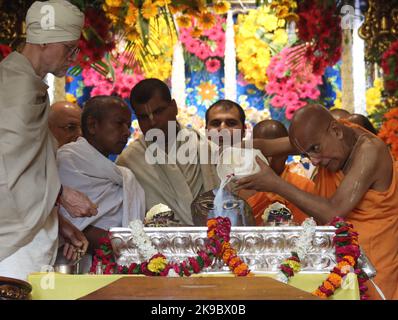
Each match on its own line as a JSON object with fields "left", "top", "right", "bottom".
{"left": 109, "top": 226, "right": 337, "bottom": 273}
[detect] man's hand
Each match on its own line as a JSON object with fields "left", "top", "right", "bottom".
{"left": 59, "top": 186, "right": 98, "bottom": 218}
{"left": 235, "top": 156, "right": 279, "bottom": 192}
{"left": 58, "top": 213, "right": 89, "bottom": 261}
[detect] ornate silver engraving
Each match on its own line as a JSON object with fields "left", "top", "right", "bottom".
{"left": 109, "top": 226, "right": 337, "bottom": 273}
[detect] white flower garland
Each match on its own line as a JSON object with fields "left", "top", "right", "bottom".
{"left": 276, "top": 218, "right": 317, "bottom": 283}
{"left": 129, "top": 220, "right": 157, "bottom": 261}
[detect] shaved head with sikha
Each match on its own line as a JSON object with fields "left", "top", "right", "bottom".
{"left": 48, "top": 101, "right": 82, "bottom": 148}
{"left": 289, "top": 104, "right": 354, "bottom": 172}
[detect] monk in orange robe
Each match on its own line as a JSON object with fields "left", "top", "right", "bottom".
{"left": 236, "top": 105, "right": 398, "bottom": 300}
{"left": 240, "top": 120, "right": 314, "bottom": 225}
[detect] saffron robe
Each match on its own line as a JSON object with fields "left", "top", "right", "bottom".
{"left": 247, "top": 164, "right": 315, "bottom": 225}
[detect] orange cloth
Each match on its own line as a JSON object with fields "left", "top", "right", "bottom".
{"left": 314, "top": 162, "right": 398, "bottom": 300}
{"left": 247, "top": 164, "right": 315, "bottom": 225}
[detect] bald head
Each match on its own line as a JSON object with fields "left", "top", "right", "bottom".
{"left": 253, "top": 120, "right": 288, "bottom": 176}
{"left": 290, "top": 104, "right": 334, "bottom": 150}
{"left": 348, "top": 114, "right": 378, "bottom": 135}
{"left": 289, "top": 104, "right": 351, "bottom": 172}
{"left": 330, "top": 108, "right": 350, "bottom": 120}
{"left": 48, "top": 101, "right": 82, "bottom": 148}
{"left": 253, "top": 120, "right": 288, "bottom": 140}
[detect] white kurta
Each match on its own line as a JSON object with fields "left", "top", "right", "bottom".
{"left": 0, "top": 52, "right": 60, "bottom": 278}
{"left": 116, "top": 127, "right": 220, "bottom": 225}
{"left": 57, "top": 137, "right": 145, "bottom": 231}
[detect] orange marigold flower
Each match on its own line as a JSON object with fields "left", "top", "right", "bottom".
{"left": 328, "top": 273, "right": 342, "bottom": 288}
{"left": 207, "top": 229, "right": 215, "bottom": 238}
{"left": 337, "top": 260, "right": 350, "bottom": 269}
{"left": 323, "top": 280, "right": 335, "bottom": 291}
{"left": 233, "top": 263, "right": 249, "bottom": 275}
{"left": 207, "top": 219, "right": 217, "bottom": 228}
{"left": 313, "top": 289, "right": 327, "bottom": 298}
{"left": 228, "top": 256, "right": 240, "bottom": 267}
{"left": 343, "top": 255, "right": 355, "bottom": 266}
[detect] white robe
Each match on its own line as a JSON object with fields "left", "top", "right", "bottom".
{"left": 0, "top": 52, "right": 60, "bottom": 278}
{"left": 116, "top": 127, "right": 220, "bottom": 225}
{"left": 57, "top": 137, "right": 145, "bottom": 231}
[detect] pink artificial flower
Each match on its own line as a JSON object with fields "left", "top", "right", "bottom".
{"left": 205, "top": 58, "right": 221, "bottom": 73}
{"left": 265, "top": 81, "right": 279, "bottom": 95}
{"left": 179, "top": 31, "right": 191, "bottom": 44}
{"left": 185, "top": 39, "right": 200, "bottom": 54}
{"left": 119, "top": 86, "right": 131, "bottom": 99}
{"left": 286, "top": 105, "right": 299, "bottom": 120}
{"left": 307, "top": 87, "right": 320, "bottom": 99}
{"left": 274, "top": 64, "right": 287, "bottom": 78}
{"left": 282, "top": 91, "right": 300, "bottom": 107}
{"left": 284, "top": 79, "right": 297, "bottom": 92}
{"left": 214, "top": 44, "right": 225, "bottom": 57}
{"left": 197, "top": 45, "right": 210, "bottom": 60}
{"left": 270, "top": 95, "right": 285, "bottom": 108}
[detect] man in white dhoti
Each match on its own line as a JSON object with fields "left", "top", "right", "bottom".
{"left": 116, "top": 79, "right": 219, "bottom": 226}
{"left": 0, "top": 0, "right": 97, "bottom": 280}
{"left": 49, "top": 101, "right": 82, "bottom": 148}
{"left": 57, "top": 96, "right": 145, "bottom": 252}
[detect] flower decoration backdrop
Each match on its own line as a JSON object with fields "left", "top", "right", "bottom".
{"left": 65, "top": 0, "right": 344, "bottom": 137}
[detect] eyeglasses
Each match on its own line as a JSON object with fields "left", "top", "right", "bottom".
{"left": 58, "top": 124, "right": 81, "bottom": 132}
{"left": 62, "top": 43, "right": 80, "bottom": 59}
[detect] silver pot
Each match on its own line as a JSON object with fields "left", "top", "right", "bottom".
{"left": 53, "top": 264, "right": 79, "bottom": 274}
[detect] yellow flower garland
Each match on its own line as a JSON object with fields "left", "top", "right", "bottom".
{"left": 235, "top": 5, "right": 289, "bottom": 90}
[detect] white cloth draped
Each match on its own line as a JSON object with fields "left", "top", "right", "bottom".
{"left": 57, "top": 137, "right": 145, "bottom": 231}
{"left": 0, "top": 52, "right": 60, "bottom": 264}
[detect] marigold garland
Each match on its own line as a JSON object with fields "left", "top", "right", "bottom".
{"left": 91, "top": 217, "right": 250, "bottom": 277}
{"left": 278, "top": 217, "right": 369, "bottom": 300}
{"left": 378, "top": 107, "right": 398, "bottom": 160}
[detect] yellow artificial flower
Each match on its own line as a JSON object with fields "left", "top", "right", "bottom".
{"left": 214, "top": 1, "right": 231, "bottom": 15}
{"left": 141, "top": 0, "right": 158, "bottom": 20}
{"left": 276, "top": 5, "right": 289, "bottom": 18}
{"left": 125, "top": 4, "right": 138, "bottom": 26}
{"left": 273, "top": 28, "right": 288, "bottom": 44}
{"left": 147, "top": 256, "right": 168, "bottom": 273}
{"left": 198, "top": 11, "right": 216, "bottom": 30}
{"left": 177, "top": 15, "right": 192, "bottom": 28}
{"left": 235, "top": 5, "right": 287, "bottom": 88}
{"left": 105, "top": 0, "right": 122, "bottom": 7}
{"left": 366, "top": 78, "right": 384, "bottom": 114}
{"left": 259, "top": 14, "right": 278, "bottom": 32}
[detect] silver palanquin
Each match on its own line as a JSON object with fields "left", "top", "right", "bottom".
{"left": 109, "top": 226, "right": 337, "bottom": 274}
